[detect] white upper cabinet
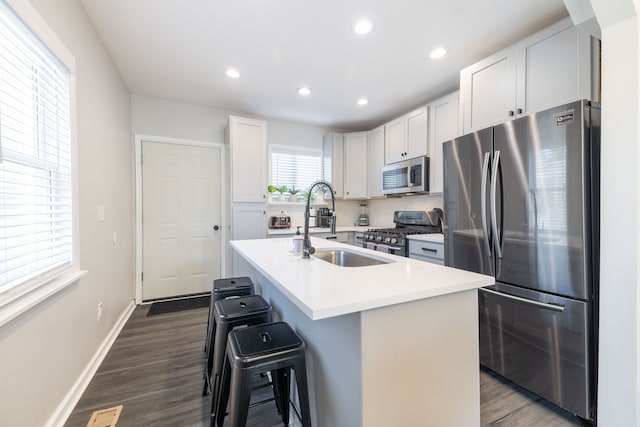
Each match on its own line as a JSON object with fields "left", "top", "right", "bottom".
{"left": 385, "top": 106, "right": 429, "bottom": 165}
{"left": 229, "top": 115, "right": 268, "bottom": 203}
{"left": 384, "top": 117, "right": 405, "bottom": 164}
{"left": 323, "top": 132, "right": 344, "bottom": 198}
{"left": 367, "top": 125, "right": 385, "bottom": 199}
{"left": 405, "top": 106, "right": 429, "bottom": 159}
{"left": 428, "top": 91, "right": 459, "bottom": 194}
{"left": 343, "top": 132, "right": 368, "bottom": 199}
{"left": 459, "top": 18, "right": 600, "bottom": 135}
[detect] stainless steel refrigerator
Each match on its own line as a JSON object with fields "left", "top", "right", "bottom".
{"left": 443, "top": 100, "right": 600, "bottom": 421}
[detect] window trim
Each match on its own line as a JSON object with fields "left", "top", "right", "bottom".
{"left": 268, "top": 144, "right": 323, "bottom": 194}
{"left": 0, "top": 0, "right": 84, "bottom": 326}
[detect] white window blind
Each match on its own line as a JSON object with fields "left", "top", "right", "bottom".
{"left": 270, "top": 145, "right": 322, "bottom": 192}
{"left": 0, "top": 1, "right": 72, "bottom": 294}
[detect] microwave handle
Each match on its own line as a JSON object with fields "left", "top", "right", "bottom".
{"left": 409, "top": 166, "right": 415, "bottom": 186}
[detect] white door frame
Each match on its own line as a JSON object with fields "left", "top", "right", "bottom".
{"left": 134, "top": 134, "right": 227, "bottom": 304}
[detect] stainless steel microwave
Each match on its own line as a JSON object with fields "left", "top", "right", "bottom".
{"left": 382, "top": 156, "right": 429, "bottom": 195}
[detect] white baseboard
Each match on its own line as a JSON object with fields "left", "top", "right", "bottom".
{"left": 45, "top": 299, "right": 136, "bottom": 427}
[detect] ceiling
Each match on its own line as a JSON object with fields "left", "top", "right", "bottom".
{"left": 80, "top": 0, "right": 569, "bottom": 131}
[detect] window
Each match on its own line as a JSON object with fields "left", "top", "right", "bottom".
{"left": 269, "top": 145, "right": 322, "bottom": 193}
{"left": 0, "top": 0, "right": 74, "bottom": 298}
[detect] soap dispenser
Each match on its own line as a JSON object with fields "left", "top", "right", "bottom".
{"left": 293, "top": 226, "right": 303, "bottom": 254}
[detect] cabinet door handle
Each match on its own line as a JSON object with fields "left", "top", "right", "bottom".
{"left": 517, "top": 108, "right": 523, "bottom": 114}
{"left": 508, "top": 110, "right": 515, "bottom": 117}
{"left": 421, "top": 247, "right": 437, "bottom": 253}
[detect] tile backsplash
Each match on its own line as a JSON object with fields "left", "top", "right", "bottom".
{"left": 267, "top": 194, "right": 443, "bottom": 231}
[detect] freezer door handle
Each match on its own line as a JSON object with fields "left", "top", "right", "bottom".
{"left": 481, "top": 152, "right": 491, "bottom": 256}
{"left": 490, "top": 150, "right": 502, "bottom": 258}
{"left": 479, "top": 287, "right": 566, "bottom": 312}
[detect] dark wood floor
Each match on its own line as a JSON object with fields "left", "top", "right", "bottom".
{"left": 64, "top": 304, "right": 591, "bottom": 427}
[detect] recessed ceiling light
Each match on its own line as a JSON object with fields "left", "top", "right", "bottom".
{"left": 429, "top": 47, "right": 447, "bottom": 59}
{"left": 298, "top": 87, "right": 311, "bottom": 96}
{"left": 226, "top": 68, "right": 240, "bottom": 79}
{"left": 357, "top": 98, "right": 369, "bottom": 106}
{"left": 353, "top": 19, "right": 373, "bottom": 35}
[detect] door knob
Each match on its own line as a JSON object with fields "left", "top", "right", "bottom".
{"left": 213, "top": 225, "right": 219, "bottom": 231}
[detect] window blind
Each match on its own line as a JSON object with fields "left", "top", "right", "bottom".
{"left": 270, "top": 147, "right": 321, "bottom": 192}
{"left": 0, "top": 1, "right": 72, "bottom": 293}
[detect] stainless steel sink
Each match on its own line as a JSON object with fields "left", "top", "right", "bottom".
{"left": 312, "top": 248, "right": 393, "bottom": 267}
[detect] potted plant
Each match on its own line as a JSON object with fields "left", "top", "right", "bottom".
{"left": 277, "top": 185, "right": 290, "bottom": 202}
{"left": 267, "top": 184, "right": 279, "bottom": 202}
{"left": 289, "top": 186, "right": 305, "bottom": 202}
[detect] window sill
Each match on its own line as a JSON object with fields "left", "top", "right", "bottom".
{"left": 0, "top": 270, "right": 88, "bottom": 328}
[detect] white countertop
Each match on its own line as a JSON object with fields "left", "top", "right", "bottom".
{"left": 231, "top": 237, "right": 494, "bottom": 320}
{"left": 406, "top": 233, "right": 444, "bottom": 243}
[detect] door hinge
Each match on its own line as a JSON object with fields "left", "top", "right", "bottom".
{"left": 141, "top": 272, "right": 143, "bottom": 281}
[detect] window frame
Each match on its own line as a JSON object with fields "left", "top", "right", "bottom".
{"left": 0, "top": 0, "right": 84, "bottom": 328}
{"left": 268, "top": 144, "right": 323, "bottom": 196}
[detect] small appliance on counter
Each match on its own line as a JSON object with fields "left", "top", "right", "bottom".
{"left": 315, "top": 207, "right": 334, "bottom": 228}
{"left": 269, "top": 211, "right": 291, "bottom": 229}
{"left": 358, "top": 204, "right": 369, "bottom": 226}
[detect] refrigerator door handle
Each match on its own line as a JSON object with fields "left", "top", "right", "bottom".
{"left": 479, "top": 287, "right": 566, "bottom": 312}
{"left": 481, "top": 152, "right": 491, "bottom": 256}
{"left": 490, "top": 150, "right": 502, "bottom": 258}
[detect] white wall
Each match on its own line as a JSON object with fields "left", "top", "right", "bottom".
{"left": 0, "top": 1, "right": 134, "bottom": 426}
{"left": 132, "top": 94, "right": 331, "bottom": 148}
{"left": 588, "top": 1, "right": 640, "bottom": 425}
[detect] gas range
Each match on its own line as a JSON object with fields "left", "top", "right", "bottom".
{"left": 363, "top": 210, "right": 442, "bottom": 257}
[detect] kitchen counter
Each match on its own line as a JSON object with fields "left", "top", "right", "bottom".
{"left": 231, "top": 237, "right": 493, "bottom": 426}
{"left": 231, "top": 236, "right": 490, "bottom": 320}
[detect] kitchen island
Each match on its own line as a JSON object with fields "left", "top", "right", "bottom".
{"left": 231, "top": 237, "right": 494, "bottom": 427}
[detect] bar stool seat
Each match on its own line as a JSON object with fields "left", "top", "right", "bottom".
{"left": 203, "top": 277, "right": 255, "bottom": 395}
{"left": 210, "top": 295, "right": 272, "bottom": 418}
{"left": 213, "top": 321, "right": 312, "bottom": 427}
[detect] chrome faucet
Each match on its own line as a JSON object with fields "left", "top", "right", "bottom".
{"left": 303, "top": 180, "right": 336, "bottom": 259}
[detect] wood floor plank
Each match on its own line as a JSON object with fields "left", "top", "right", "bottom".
{"left": 65, "top": 304, "right": 591, "bottom": 427}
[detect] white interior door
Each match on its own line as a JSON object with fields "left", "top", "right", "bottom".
{"left": 142, "top": 141, "right": 222, "bottom": 300}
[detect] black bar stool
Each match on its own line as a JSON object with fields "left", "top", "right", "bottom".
{"left": 210, "top": 295, "right": 272, "bottom": 418}
{"left": 213, "top": 321, "right": 312, "bottom": 427}
{"left": 203, "top": 277, "right": 255, "bottom": 395}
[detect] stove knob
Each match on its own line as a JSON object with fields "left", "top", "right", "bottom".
{"left": 391, "top": 237, "right": 398, "bottom": 244}
{"left": 384, "top": 237, "right": 391, "bottom": 244}
{"left": 376, "top": 236, "right": 383, "bottom": 242}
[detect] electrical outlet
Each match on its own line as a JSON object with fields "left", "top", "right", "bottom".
{"left": 97, "top": 302, "right": 103, "bottom": 322}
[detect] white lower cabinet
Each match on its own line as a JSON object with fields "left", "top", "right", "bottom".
{"left": 316, "top": 232, "right": 349, "bottom": 244}
{"left": 232, "top": 203, "right": 267, "bottom": 275}
{"left": 351, "top": 231, "right": 364, "bottom": 247}
{"left": 408, "top": 239, "right": 444, "bottom": 265}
